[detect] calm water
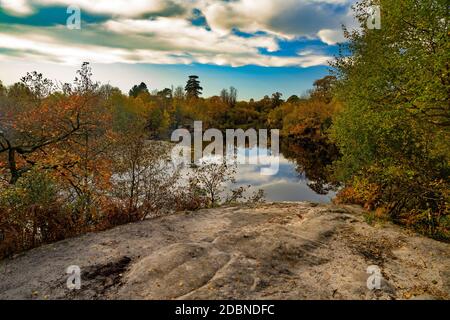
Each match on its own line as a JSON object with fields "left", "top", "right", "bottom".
{"left": 223, "top": 146, "right": 336, "bottom": 203}
{"left": 229, "top": 148, "right": 335, "bottom": 203}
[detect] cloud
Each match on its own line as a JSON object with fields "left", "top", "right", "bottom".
{"left": 102, "top": 17, "right": 281, "bottom": 54}
{"left": 0, "top": 29, "right": 332, "bottom": 67}
{"left": 201, "top": 0, "right": 355, "bottom": 38}
{"left": 1, "top": 0, "right": 34, "bottom": 16}
{"left": 317, "top": 29, "right": 347, "bottom": 45}
{"left": 0, "top": 0, "right": 358, "bottom": 67}
{"left": 1, "top": 0, "right": 188, "bottom": 17}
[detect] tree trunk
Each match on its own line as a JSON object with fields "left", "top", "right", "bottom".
{"left": 8, "top": 148, "right": 19, "bottom": 184}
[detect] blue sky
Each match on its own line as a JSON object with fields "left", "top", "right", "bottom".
{"left": 0, "top": 0, "right": 358, "bottom": 100}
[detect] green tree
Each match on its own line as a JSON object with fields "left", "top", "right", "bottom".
{"left": 271, "top": 92, "right": 283, "bottom": 108}
{"left": 286, "top": 95, "right": 301, "bottom": 104}
{"left": 185, "top": 75, "right": 203, "bottom": 99}
{"left": 330, "top": 0, "right": 449, "bottom": 238}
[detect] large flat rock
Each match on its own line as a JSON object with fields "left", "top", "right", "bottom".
{"left": 0, "top": 202, "right": 449, "bottom": 300}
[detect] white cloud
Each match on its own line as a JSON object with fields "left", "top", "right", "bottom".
{"left": 0, "top": 0, "right": 358, "bottom": 67}
{"left": 201, "top": 0, "right": 356, "bottom": 38}
{"left": 1, "top": 0, "right": 34, "bottom": 16}
{"left": 0, "top": 25, "right": 331, "bottom": 67}
{"left": 317, "top": 29, "right": 346, "bottom": 45}
{"left": 0, "top": 33, "right": 190, "bottom": 65}
{"left": 102, "top": 17, "right": 280, "bottom": 54}
{"left": 2, "top": 0, "right": 357, "bottom": 36}
{"left": 1, "top": 0, "right": 186, "bottom": 17}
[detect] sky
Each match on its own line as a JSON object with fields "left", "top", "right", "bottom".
{"left": 0, "top": 0, "right": 359, "bottom": 100}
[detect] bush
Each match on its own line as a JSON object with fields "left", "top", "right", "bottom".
{"left": 0, "top": 169, "right": 145, "bottom": 259}
{"left": 0, "top": 170, "right": 78, "bottom": 258}
{"left": 329, "top": 0, "right": 449, "bottom": 241}
{"left": 333, "top": 165, "right": 449, "bottom": 241}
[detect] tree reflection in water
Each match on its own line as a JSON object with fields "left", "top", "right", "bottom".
{"left": 281, "top": 137, "right": 340, "bottom": 195}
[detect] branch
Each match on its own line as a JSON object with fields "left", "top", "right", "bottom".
{"left": 16, "top": 118, "right": 81, "bottom": 155}
{"left": 0, "top": 132, "right": 10, "bottom": 153}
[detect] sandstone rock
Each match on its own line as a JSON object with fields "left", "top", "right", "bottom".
{"left": 0, "top": 202, "right": 448, "bottom": 300}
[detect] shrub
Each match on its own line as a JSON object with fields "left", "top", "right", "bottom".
{"left": 0, "top": 170, "right": 78, "bottom": 258}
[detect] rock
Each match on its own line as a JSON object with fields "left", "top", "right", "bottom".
{"left": 379, "top": 278, "right": 396, "bottom": 295}
{"left": 0, "top": 202, "right": 449, "bottom": 300}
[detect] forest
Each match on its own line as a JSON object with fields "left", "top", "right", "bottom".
{"left": 0, "top": 0, "right": 448, "bottom": 259}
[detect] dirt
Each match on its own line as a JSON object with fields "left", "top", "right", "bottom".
{"left": 0, "top": 202, "right": 449, "bottom": 300}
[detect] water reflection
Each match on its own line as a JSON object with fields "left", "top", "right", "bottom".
{"left": 219, "top": 140, "right": 338, "bottom": 203}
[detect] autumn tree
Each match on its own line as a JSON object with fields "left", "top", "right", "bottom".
{"left": 271, "top": 92, "right": 284, "bottom": 108}
{"left": 0, "top": 72, "right": 85, "bottom": 184}
{"left": 220, "top": 86, "right": 237, "bottom": 107}
{"left": 129, "top": 82, "right": 149, "bottom": 98}
{"left": 170, "top": 85, "right": 182, "bottom": 99}
{"left": 0, "top": 63, "right": 114, "bottom": 220}
{"left": 220, "top": 88, "right": 229, "bottom": 105}
{"left": 310, "top": 76, "right": 336, "bottom": 103}
{"left": 61, "top": 63, "right": 115, "bottom": 216}
{"left": 157, "top": 88, "right": 172, "bottom": 100}
{"left": 187, "top": 161, "right": 236, "bottom": 207}
{"left": 111, "top": 108, "right": 179, "bottom": 218}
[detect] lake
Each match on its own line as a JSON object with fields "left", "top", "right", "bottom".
{"left": 222, "top": 146, "right": 336, "bottom": 203}
{"left": 186, "top": 138, "right": 337, "bottom": 204}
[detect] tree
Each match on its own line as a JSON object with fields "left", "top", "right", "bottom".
{"left": 0, "top": 63, "right": 114, "bottom": 224}
{"left": 219, "top": 86, "right": 237, "bottom": 107}
{"left": 287, "top": 95, "right": 301, "bottom": 104}
{"left": 0, "top": 72, "right": 84, "bottom": 184}
{"left": 330, "top": 0, "right": 449, "bottom": 237}
{"left": 188, "top": 161, "right": 236, "bottom": 207}
{"left": 157, "top": 88, "right": 172, "bottom": 100}
{"left": 112, "top": 128, "right": 178, "bottom": 218}
{"left": 311, "top": 76, "right": 336, "bottom": 103}
{"left": 271, "top": 92, "right": 283, "bottom": 108}
{"left": 220, "top": 88, "right": 229, "bottom": 105}
{"left": 129, "top": 82, "right": 149, "bottom": 98}
{"left": 185, "top": 75, "right": 203, "bottom": 99}
{"left": 99, "top": 84, "right": 121, "bottom": 100}
{"left": 156, "top": 88, "right": 173, "bottom": 112}
{"left": 0, "top": 81, "right": 5, "bottom": 96}
{"left": 228, "top": 86, "right": 237, "bottom": 107}
{"left": 146, "top": 106, "right": 170, "bottom": 139}
{"left": 173, "top": 86, "right": 185, "bottom": 100}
